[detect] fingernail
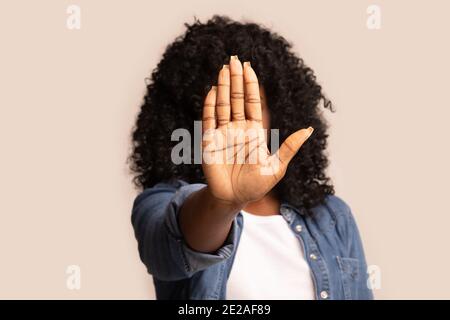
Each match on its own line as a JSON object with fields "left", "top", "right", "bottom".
{"left": 222, "top": 64, "right": 229, "bottom": 70}
{"left": 307, "top": 126, "right": 314, "bottom": 138}
{"left": 230, "top": 55, "right": 239, "bottom": 61}
{"left": 211, "top": 85, "right": 217, "bottom": 91}
{"left": 243, "top": 61, "right": 251, "bottom": 68}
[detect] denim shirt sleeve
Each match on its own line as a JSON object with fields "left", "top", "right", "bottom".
{"left": 131, "top": 180, "right": 238, "bottom": 281}
{"left": 329, "top": 196, "right": 374, "bottom": 300}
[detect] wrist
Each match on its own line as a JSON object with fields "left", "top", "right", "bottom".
{"left": 203, "top": 187, "right": 246, "bottom": 217}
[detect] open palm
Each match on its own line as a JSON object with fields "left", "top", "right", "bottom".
{"left": 202, "top": 56, "right": 313, "bottom": 205}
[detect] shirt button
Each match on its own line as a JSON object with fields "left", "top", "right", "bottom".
{"left": 294, "top": 224, "right": 302, "bottom": 232}
{"left": 309, "top": 253, "right": 317, "bottom": 260}
{"left": 320, "top": 291, "right": 329, "bottom": 299}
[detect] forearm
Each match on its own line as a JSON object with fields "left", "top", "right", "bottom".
{"left": 179, "top": 186, "right": 245, "bottom": 253}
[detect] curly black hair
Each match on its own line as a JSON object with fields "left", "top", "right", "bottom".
{"left": 130, "top": 15, "right": 335, "bottom": 210}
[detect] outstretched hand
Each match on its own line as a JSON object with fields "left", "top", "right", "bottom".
{"left": 202, "top": 55, "right": 314, "bottom": 206}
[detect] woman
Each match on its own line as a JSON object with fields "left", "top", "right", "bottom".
{"left": 130, "top": 15, "right": 373, "bottom": 300}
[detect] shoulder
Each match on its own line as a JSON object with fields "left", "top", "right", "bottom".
{"left": 323, "top": 194, "right": 353, "bottom": 218}
{"left": 132, "top": 179, "right": 206, "bottom": 214}
{"left": 131, "top": 179, "right": 184, "bottom": 214}
{"left": 306, "top": 194, "right": 357, "bottom": 235}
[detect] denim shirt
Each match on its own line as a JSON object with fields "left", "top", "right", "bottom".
{"left": 131, "top": 180, "right": 373, "bottom": 300}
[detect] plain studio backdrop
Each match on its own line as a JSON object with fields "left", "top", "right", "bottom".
{"left": 1, "top": 0, "right": 449, "bottom": 299}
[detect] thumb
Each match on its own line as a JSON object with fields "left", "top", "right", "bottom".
{"left": 276, "top": 126, "right": 314, "bottom": 166}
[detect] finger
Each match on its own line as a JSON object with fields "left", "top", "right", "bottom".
{"left": 229, "top": 55, "right": 245, "bottom": 121}
{"left": 274, "top": 127, "right": 314, "bottom": 167}
{"left": 243, "top": 62, "right": 262, "bottom": 123}
{"left": 216, "top": 65, "right": 231, "bottom": 127}
{"left": 202, "top": 86, "right": 217, "bottom": 133}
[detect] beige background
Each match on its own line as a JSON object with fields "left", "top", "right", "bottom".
{"left": 1, "top": 0, "right": 449, "bottom": 299}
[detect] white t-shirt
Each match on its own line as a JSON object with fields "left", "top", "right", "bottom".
{"left": 226, "top": 210, "right": 315, "bottom": 300}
